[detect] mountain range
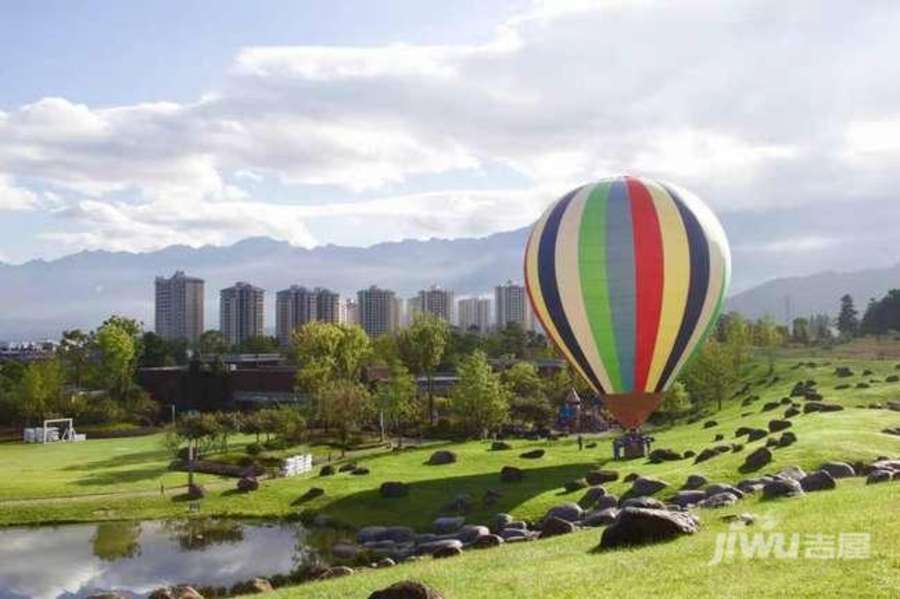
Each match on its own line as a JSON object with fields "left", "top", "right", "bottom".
{"left": 1, "top": 228, "right": 896, "bottom": 340}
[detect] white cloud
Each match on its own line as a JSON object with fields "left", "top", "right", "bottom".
{"left": 736, "top": 236, "right": 841, "bottom": 254}
{"left": 1, "top": 0, "right": 900, "bottom": 257}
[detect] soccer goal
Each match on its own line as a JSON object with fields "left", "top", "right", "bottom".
{"left": 23, "top": 418, "right": 87, "bottom": 443}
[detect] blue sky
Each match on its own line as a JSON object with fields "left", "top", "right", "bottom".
{"left": 1, "top": 1, "right": 899, "bottom": 291}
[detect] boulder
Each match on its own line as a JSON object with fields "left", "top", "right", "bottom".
{"left": 237, "top": 476, "right": 259, "bottom": 493}
{"left": 699, "top": 492, "right": 739, "bottom": 508}
{"left": 777, "top": 466, "right": 807, "bottom": 481}
{"left": 683, "top": 474, "right": 708, "bottom": 490}
{"left": 383, "top": 526, "right": 415, "bottom": 543}
{"left": 819, "top": 462, "right": 855, "bottom": 479}
{"left": 762, "top": 479, "right": 804, "bottom": 499}
{"left": 374, "top": 558, "right": 397, "bottom": 568}
{"left": 440, "top": 493, "right": 474, "bottom": 514}
{"left": 417, "top": 539, "right": 463, "bottom": 555}
{"left": 540, "top": 516, "right": 576, "bottom": 538}
{"left": 500, "top": 466, "right": 524, "bottom": 483}
{"left": 299, "top": 487, "right": 325, "bottom": 502}
{"left": 776, "top": 432, "right": 797, "bottom": 447}
{"left": 520, "top": 449, "right": 545, "bottom": 459}
{"left": 648, "top": 448, "right": 682, "bottom": 463}
{"left": 380, "top": 481, "right": 410, "bottom": 498}
{"left": 564, "top": 478, "right": 589, "bottom": 492}
{"left": 713, "top": 433, "right": 724, "bottom": 442}
{"left": 482, "top": 488, "right": 503, "bottom": 507}
{"left": 731, "top": 443, "right": 744, "bottom": 453}
{"left": 599, "top": 507, "right": 700, "bottom": 549}
{"left": 800, "top": 470, "right": 837, "bottom": 492}
{"left": 368, "top": 580, "right": 445, "bottom": 599}
{"left": 623, "top": 472, "right": 639, "bottom": 483}
{"left": 735, "top": 427, "right": 754, "bottom": 437}
{"left": 593, "top": 494, "right": 619, "bottom": 511}
{"left": 544, "top": 502, "right": 583, "bottom": 523}
{"left": 489, "top": 513, "right": 513, "bottom": 533}
{"left": 472, "top": 534, "right": 504, "bottom": 549}
{"left": 358, "top": 527, "right": 389, "bottom": 544}
{"left": 761, "top": 401, "right": 780, "bottom": 412}
{"left": 320, "top": 465, "right": 335, "bottom": 476}
{"left": 427, "top": 450, "right": 457, "bottom": 465}
{"left": 784, "top": 407, "right": 800, "bottom": 418}
{"left": 319, "top": 566, "right": 354, "bottom": 579}
{"left": 740, "top": 447, "right": 772, "bottom": 473}
{"left": 491, "top": 441, "right": 512, "bottom": 451}
{"left": 620, "top": 496, "right": 666, "bottom": 510}
{"left": 582, "top": 507, "right": 619, "bottom": 527}
{"left": 351, "top": 466, "right": 370, "bottom": 476}
{"left": 804, "top": 402, "right": 844, "bottom": 414}
{"left": 432, "top": 545, "right": 463, "bottom": 559}
{"left": 768, "top": 419, "right": 792, "bottom": 433}
{"left": 669, "top": 490, "right": 707, "bottom": 508}
{"left": 499, "top": 527, "right": 530, "bottom": 541}
{"left": 747, "top": 428, "right": 768, "bottom": 442}
{"left": 625, "top": 476, "right": 669, "bottom": 498}
{"left": 703, "top": 420, "right": 718, "bottom": 429}
{"left": 579, "top": 486, "right": 608, "bottom": 508}
{"left": 432, "top": 517, "right": 465, "bottom": 534}
{"left": 339, "top": 463, "right": 357, "bottom": 472}
{"left": 455, "top": 524, "right": 489, "bottom": 544}
{"left": 866, "top": 469, "right": 893, "bottom": 485}
{"left": 693, "top": 448, "right": 719, "bottom": 464}
{"left": 586, "top": 470, "right": 619, "bottom": 485}
{"left": 683, "top": 450, "right": 696, "bottom": 458}
{"left": 705, "top": 483, "right": 744, "bottom": 499}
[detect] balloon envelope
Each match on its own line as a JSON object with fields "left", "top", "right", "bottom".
{"left": 524, "top": 176, "right": 731, "bottom": 428}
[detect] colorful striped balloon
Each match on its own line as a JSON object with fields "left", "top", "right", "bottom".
{"left": 524, "top": 176, "right": 731, "bottom": 428}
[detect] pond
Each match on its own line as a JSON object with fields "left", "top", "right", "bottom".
{"left": 0, "top": 518, "right": 346, "bottom": 598}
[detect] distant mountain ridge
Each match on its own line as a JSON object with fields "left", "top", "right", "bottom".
{"left": 1, "top": 229, "right": 896, "bottom": 339}
{"left": 726, "top": 263, "right": 900, "bottom": 321}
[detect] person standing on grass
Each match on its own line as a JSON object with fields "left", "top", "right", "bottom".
{"left": 577, "top": 434, "right": 584, "bottom": 451}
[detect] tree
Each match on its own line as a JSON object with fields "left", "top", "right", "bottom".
{"left": 451, "top": 350, "right": 510, "bottom": 438}
{"left": 397, "top": 314, "right": 449, "bottom": 425}
{"left": 293, "top": 322, "right": 372, "bottom": 395}
{"left": 836, "top": 294, "right": 859, "bottom": 338}
{"left": 215, "top": 411, "right": 243, "bottom": 452}
{"left": 657, "top": 381, "right": 691, "bottom": 424}
{"left": 271, "top": 405, "right": 306, "bottom": 444}
{"left": 374, "top": 361, "right": 418, "bottom": 445}
{"left": 792, "top": 317, "right": 810, "bottom": 344}
{"left": 95, "top": 321, "right": 138, "bottom": 404}
{"left": 198, "top": 330, "right": 229, "bottom": 355}
{"left": 752, "top": 316, "right": 782, "bottom": 374}
{"left": 679, "top": 338, "right": 740, "bottom": 412}
{"left": 15, "top": 359, "right": 65, "bottom": 424}
{"left": 140, "top": 332, "right": 188, "bottom": 367}
{"left": 316, "top": 380, "right": 373, "bottom": 455}
{"left": 509, "top": 395, "right": 554, "bottom": 429}
{"left": 237, "top": 335, "right": 279, "bottom": 354}
{"left": 59, "top": 329, "right": 92, "bottom": 388}
{"left": 501, "top": 361, "right": 543, "bottom": 399}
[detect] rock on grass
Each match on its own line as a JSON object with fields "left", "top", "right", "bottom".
{"left": 599, "top": 507, "right": 699, "bottom": 549}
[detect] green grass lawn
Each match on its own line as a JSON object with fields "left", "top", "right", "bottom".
{"left": 275, "top": 479, "right": 900, "bottom": 599}
{"left": 0, "top": 356, "right": 898, "bottom": 532}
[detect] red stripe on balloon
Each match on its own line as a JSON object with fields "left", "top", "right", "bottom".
{"left": 627, "top": 177, "right": 664, "bottom": 392}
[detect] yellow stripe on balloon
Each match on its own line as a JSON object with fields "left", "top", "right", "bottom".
{"left": 660, "top": 182, "right": 731, "bottom": 389}
{"left": 554, "top": 184, "right": 614, "bottom": 393}
{"left": 643, "top": 178, "right": 690, "bottom": 391}
{"left": 525, "top": 203, "right": 592, "bottom": 388}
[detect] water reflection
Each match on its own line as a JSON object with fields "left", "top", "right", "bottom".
{"left": 0, "top": 518, "right": 337, "bottom": 599}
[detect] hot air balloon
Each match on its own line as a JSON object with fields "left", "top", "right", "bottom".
{"left": 524, "top": 176, "right": 730, "bottom": 431}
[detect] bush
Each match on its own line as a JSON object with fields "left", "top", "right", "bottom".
{"left": 264, "top": 437, "right": 288, "bottom": 450}
{"left": 246, "top": 442, "right": 263, "bottom": 456}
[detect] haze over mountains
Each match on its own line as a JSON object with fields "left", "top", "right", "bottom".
{"left": 1, "top": 228, "right": 896, "bottom": 340}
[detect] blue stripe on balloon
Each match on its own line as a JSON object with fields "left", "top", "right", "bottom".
{"left": 605, "top": 179, "right": 636, "bottom": 391}
{"left": 538, "top": 186, "right": 605, "bottom": 393}
{"left": 656, "top": 184, "right": 711, "bottom": 392}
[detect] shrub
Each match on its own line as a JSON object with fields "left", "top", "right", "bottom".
{"left": 246, "top": 442, "right": 263, "bottom": 456}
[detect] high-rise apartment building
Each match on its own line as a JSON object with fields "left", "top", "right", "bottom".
{"left": 154, "top": 271, "right": 204, "bottom": 343}
{"left": 341, "top": 298, "right": 359, "bottom": 325}
{"left": 458, "top": 297, "right": 492, "bottom": 332}
{"left": 417, "top": 286, "right": 454, "bottom": 322}
{"left": 220, "top": 282, "right": 265, "bottom": 347}
{"left": 495, "top": 280, "right": 533, "bottom": 331}
{"left": 357, "top": 286, "right": 398, "bottom": 337}
{"left": 275, "top": 286, "right": 340, "bottom": 346}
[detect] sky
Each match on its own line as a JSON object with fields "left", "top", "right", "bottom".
{"left": 1, "top": 0, "right": 899, "bottom": 290}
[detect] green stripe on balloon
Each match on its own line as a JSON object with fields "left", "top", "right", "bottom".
{"left": 578, "top": 180, "right": 622, "bottom": 391}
